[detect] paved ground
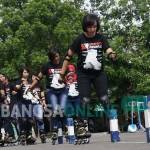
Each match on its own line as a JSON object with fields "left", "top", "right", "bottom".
{"left": 1, "top": 131, "right": 150, "bottom": 150}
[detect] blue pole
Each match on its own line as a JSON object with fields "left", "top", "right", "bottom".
{"left": 109, "top": 109, "right": 120, "bottom": 142}
{"left": 57, "top": 121, "right": 63, "bottom": 144}
{"left": 67, "top": 118, "right": 75, "bottom": 144}
{"left": 144, "top": 96, "right": 150, "bottom": 143}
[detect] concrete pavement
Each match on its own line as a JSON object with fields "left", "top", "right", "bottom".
{"left": 1, "top": 132, "right": 149, "bottom": 150}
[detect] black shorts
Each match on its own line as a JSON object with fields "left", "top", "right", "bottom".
{"left": 77, "top": 70, "right": 108, "bottom": 99}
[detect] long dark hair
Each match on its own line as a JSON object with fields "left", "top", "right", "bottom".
{"left": 19, "top": 66, "right": 30, "bottom": 77}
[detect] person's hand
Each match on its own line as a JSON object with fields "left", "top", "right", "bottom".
{"left": 58, "top": 73, "right": 65, "bottom": 84}
{"left": 25, "top": 86, "right": 32, "bottom": 94}
{"left": 16, "top": 84, "right": 22, "bottom": 90}
{"left": 43, "top": 103, "right": 47, "bottom": 110}
{"left": 12, "top": 91, "right": 17, "bottom": 95}
{"left": 108, "top": 52, "right": 117, "bottom": 61}
{"left": 4, "top": 97, "right": 10, "bottom": 105}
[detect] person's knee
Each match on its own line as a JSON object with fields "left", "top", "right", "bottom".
{"left": 52, "top": 110, "right": 58, "bottom": 117}
{"left": 81, "top": 97, "right": 90, "bottom": 105}
{"left": 99, "top": 95, "right": 109, "bottom": 107}
{"left": 99, "top": 95, "right": 110, "bottom": 116}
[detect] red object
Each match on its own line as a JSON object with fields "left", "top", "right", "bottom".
{"left": 67, "top": 64, "right": 76, "bottom": 72}
{"left": 65, "top": 72, "right": 77, "bottom": 84}
{"left": 65, "top": 64, "right": 77, "bottom": 84}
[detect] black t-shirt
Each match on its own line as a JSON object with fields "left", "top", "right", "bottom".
{"left": 15, "top": 79, "right": 31, "bottom": 102}
{"left": 70, "top": 33, "right": 110, "bottom": 72}
{"left": 0, "top": 83, "right": 4, "bottom": 103}
{"left": 41, "top": 61, "right": 65, "bottom": 89}
{"left": 0, "top": 82, "right": 13, "bottom": 103}
{"left": 0, "top": 83, "right": 2, "bottom": 89}
{"left": 65, "top": 72, "right": 79, "bottom": 97}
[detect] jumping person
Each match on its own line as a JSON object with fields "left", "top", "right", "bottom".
{"left": 60, "top": 13, "right": 117, "bottom": 131}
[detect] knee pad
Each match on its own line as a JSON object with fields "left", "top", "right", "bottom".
{"left": 59, "top": 109, "right": 65, "bottom": 117}
{"left": 81, "top": 97, "right": 90, "bottom": 105}
{"left": 52, "top": 110, "right": 58, "bottom": 118}
{"left": 99, "top": 95, "right": 110, "bottom": 117}
{"left": 52, "top": 109, "right": 64, "bottom": 117}
{"left": 99, "top": 95, "right": 110, "bottom": 110}
{"left": 100, "top": 95, "right": 109, "bottom": 105}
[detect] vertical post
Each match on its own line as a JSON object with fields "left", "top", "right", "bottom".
{"left": 109, "top": 109, "right": 120, "bottom": 142}
{"left": 67, "top": 118, "right": 75, "bottom": 144}
{"left": 144, "top": 96, "right": 150, "bottom": 143}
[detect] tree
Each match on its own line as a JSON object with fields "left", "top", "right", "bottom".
{"left": 0, "top": 0, "right": 83, "bottom": 79}
{"left": 88, "top": 0, "right": 150, "bottom": 96}
{"left": 0, "top": 0, "right": 149, "bottom": 96}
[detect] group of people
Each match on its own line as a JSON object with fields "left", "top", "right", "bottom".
{"left": 0, "top": 61, "right": 80, "bottom": 145}
{"left": 0, "top": 13, "right": 117, "bottom": 146}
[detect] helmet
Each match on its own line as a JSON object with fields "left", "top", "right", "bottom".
{"left": 67, "top": 64, "right": 76, "bottom": 72}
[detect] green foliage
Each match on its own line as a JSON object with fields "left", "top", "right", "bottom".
{"left": 88, "top": 0, "right": 150, "bottom": 97}
{"left": 0, "top": 0, "right": 83, "bottom": 78}
{"left": 0, "top": 0, "right": 149, "bottom": 98}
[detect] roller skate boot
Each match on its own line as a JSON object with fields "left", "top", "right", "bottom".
{"left": 26, "top": 135, "right": 36, "bottom": 145}
{"left": 0, "top": 134, "right": 5, "bottom": 146}
{"left": 51, "top": 131, "right": 58, "bottom": 145}
{"left": 74, "top": 119, "right": 91, "bottom": 144}
{"left": 19, "top": 131, "right": 26, "bottom": 145}
{"left": 39, "top": 130, "right": 46, "bottom": 143}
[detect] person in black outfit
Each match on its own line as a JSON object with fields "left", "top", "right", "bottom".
{"left": 0, "top": 74, "right": 19, "bottom": 144}
{"left": 14, "top": 67, "right": 36, "bottom": 144}
{"left": 30, "top": 48, "right": 68, "bottom": 143}
{"left": 60, "top": 13, "right": 117, "bottom": 131}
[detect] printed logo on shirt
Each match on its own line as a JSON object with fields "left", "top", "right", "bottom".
{"left": 48, "top": 68, "right": 61, "bottom": 75}
{"left": 80, "top": 41, "right": 102, "bottom": 51}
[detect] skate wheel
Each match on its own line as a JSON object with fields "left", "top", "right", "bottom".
{"left": 20, "top": 141, "right": 26, "bottom": 145}
{"left": 74, "top": 140, "right": 78, "bottom": 145}
{"left": 52, "top": 140, "right": 56, "bottom": 145}
{"left": 0, "top": 142, "right": 5, "bottom": 147}
{"left": 41, "top": 137, "right": 46, "bottom": 143}
{"left": 41, "top": 139, "right": 46, "bottom": 143}
{"left": 78, "top": 139, "right": 82, "bottom": 145}
{"left": 86, "top": 138, "right": 90, "bottom": 144}
{"left": 74, "top": 139, "right": 77, "bottom": 145}
{"left": 83, "top": 139, "right": 86, "bottom": 144}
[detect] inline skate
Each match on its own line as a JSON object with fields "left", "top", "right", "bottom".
{"left": 39, "top": 130, "right": 46, "bottom": 143}
{"left": 51, "top": 130, "right": 58, "bottom": 145}
{"left": 74, "top": 119, "right": 91, "bottom": 144}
